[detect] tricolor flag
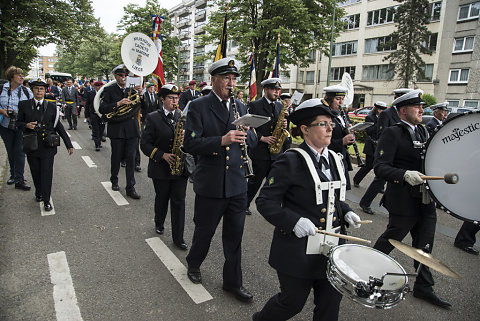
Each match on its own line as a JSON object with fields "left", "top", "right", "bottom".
{"left": 214, "top": 3, "right": 229, "bottom": 62}
{"left": 151, "top": 15, "right": 165, "bottom": 91}
{"left": 271, "top": 33, "right": 281, "bottom": 78}
{"left": 248, "top": 52, "right": 257, "bottom": 102}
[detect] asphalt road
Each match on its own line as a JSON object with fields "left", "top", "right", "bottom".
{"left": 1, "top": 118, "right": 479, "bottom": 321}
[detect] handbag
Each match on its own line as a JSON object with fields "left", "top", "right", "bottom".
{"left": 22, "top": 132, "right": 38, "bottom": 153}
{"left": 44, "top": 132, "right": 60, "bottom": 147}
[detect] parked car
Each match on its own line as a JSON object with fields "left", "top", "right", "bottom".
{"left": 421, "top": 107, "right": 434, "bottom": 125}
{"left": 348, "top": 106, "right": 373, "bottom": 118}
{"left": 446, "top": 106, "right": 477, "bottom": 119}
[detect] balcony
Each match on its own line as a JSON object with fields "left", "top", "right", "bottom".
{"left": 195, "top": 10, "right": 206, "bottom": 21}
{"left": 193, "top": 65, "right": 205, "bottom": 73}
{"left": 195, "top": 0, "right": 207, "bottom": 8}
{"left": 177, "top": 8, "right": 190, "bottom": 17}
{"left": 194, "top": 50, "right": 205, "bottom": 57}
{"left": 180, "top": 44, "right": 190, "bottom": 52}
{"left": 177, "top": 19, "right": 191, "bottom": 29}
{"left": 194, "top": 25, "right": 204, "bottom": 34}
{"left": 179, "top": 31, "right": 190, "bottom": 40}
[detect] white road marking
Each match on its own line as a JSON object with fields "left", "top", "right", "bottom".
{"left": 66, "top": 132, "right": 71, "bottom": 138}
{"left": 71, "top": 141, "right": 82, "bottom": 150}
{"left": 81, "top": 156, "right": 97, "bottom": 168}
{"left": 101, "top": 181, "right": 129, "bottom": 206}
{"left": 146, "top": 237, "right": 213, "bottom": 304}
{"left": 47, "top": 251, "right": 83, "bottom": 321}
{"left": 40, "top": 198, "right": 55, "bottom": 216}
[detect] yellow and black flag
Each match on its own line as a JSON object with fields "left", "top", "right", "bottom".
{"left": 214, "top": 3, "right": 229, "bottom": 62}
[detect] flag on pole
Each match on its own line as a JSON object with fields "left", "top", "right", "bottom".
{"left": 151, "top": 15, "right": 165, "bottom": 92}
{"left": 214, "top": 3, "right": 229, "bottom": 62}
{"left": 248, "top": 52, "right": 257, "bottom": 102}
{"left": 271, "top": 33, "right": 281, "bottom": 78}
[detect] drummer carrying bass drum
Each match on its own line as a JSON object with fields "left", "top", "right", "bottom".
{"left": 372, "top": 90, "right": 451, "bottom": 309}
{"left": 253, "top": 99, "right": 363, "bottom": 321}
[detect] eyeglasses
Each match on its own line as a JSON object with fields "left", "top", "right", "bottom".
{"left": 308, "top": 121, "right": 336, "bottom": 128}
{"left": 165, "top": 96, "right": 179, "bottom": 101}
{"left": 220, "top": 76, "right": 237, "bottom": 82}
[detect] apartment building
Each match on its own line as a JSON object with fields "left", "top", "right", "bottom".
{"left": 28, "top": 55, "right": 58, "bottom": 80}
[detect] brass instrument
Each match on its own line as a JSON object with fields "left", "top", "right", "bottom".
{"left": 104, "top": 87, "right": 141, "bottom": 122}
{"left": 170, "top": 104, "right": 186, "bottom": 176}
{"left": 268, "top": 99, "right": 290, "bottom": 154}
{"left": 229, "top": 89, "right": 254, "bottom": 178}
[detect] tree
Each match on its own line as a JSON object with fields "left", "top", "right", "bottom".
{"left": 0, "top": 0, "right": 98, "bottom": 76}
{"left": 117, "top": 0, "right": 179, "bottom": 82}
{"left": 199, "top": 0, "right": 344, "bottom": 94}
{"left": 422, "top": 93, "right": 437, "bottom": 107}
{"left": 381, "top": 0, "right": 433, "bottom": 88}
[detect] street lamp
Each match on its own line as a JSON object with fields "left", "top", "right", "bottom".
{"left": 326, "top": 0, "right": 337, "bottom": 86}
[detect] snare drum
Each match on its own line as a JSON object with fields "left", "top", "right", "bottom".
{"left": 327, "top": 244, "right": 408, "bottom": 309}
{"left": 422, "top": 110, "right": 480, "bottom": 222}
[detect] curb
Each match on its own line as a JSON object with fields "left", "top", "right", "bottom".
{"left": 0, "top": 139, "right": 7, "bottom": 193}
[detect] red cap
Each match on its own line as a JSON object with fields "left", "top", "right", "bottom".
{"left": 93, "top": 81, "right": 104, "bottom": 86}
{"left": 188, "top": 80, "right": 197, "bottom": 85}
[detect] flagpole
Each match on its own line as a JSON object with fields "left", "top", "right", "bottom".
{"left": 326, "top": 0, "right": 336, "bottom": 86}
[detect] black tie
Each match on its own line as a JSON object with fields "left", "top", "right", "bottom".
{"left": 414, "top": 126, "right": 422, "bottom": 142}
{"left": 36, "top": 102, "right": 42, "bottom": 110}
{"left": 271, "top": 103, "right": 276, "bottom": 116}
{"left": 320, "top": 156, "right": 330, "bottom": 170}
{"left": 151, "top": 93, "right": 155, "bottom": 102}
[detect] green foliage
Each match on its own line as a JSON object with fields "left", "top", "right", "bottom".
{"left": 0, "top": 0, "right": 98, "bottom": 77}
{"left": 199, "top": 0, "right": 344, "bottom": 93}
{"left": 381, "top": 0, "right": 433, "bottom": 87}
{"left": 422, "top": 93, "right": 437, "bottom": 107}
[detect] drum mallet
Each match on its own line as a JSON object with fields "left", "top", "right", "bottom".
{"left": 420, "top": 173, "right": 459, "bottom": 184}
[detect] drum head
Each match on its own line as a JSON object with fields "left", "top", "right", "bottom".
{"left": 331, "top": 244, "right": 406, "bottom": 290}
{"left": 423, "top": 110, "right": 480, "bottom": 222}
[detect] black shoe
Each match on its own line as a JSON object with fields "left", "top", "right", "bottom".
{"left": 111, "top": 183, "right": 120, "bottom": 191}
{"left": 379, "top": 188, "right": 385, "bottom": 194}
{"left": 174, "top": 242, "right": 188, "bottom": 251}
{"left": 135, "top": 165, "right": 141, "bottom": 172}
{"left": 252, "top": 312, "right": 260, "bottom": 321}
{"left": 187, "top": 268, "right": 202, "bottom": 284}
{"left": 353, "top": 182, "right": 360, "bottom": 188}
{"left": 126, "top": 190, "right": 141, "bottom": 199}
{"left": 95, "top": 147, "right": 100, "bottom": 151}
{"left": 35, "top": 195, "right": 43, "bottom": 202}
{"left": 222, "top": 285, "right": 253, "bottom": 302}
{"left": 73, "top": 127, "right": 77, "bottom": 130}
{"left": 360, "top": 203, "right": 374, "bottom": 215}
{"left": 15, "top": 181, "right": 31, "bottom": 191}
{"left": 413, "top": 288, "right": 451, "bottom": 309}
{"left": 68, "top": 127, "right": 73, "bottom": 130}
{"left": 246, "top": 208, "right": 252, "bottom": 215}
{"left": 454, "top": 243, "right": 479, "bottom": 255}
{"left": 7, "top": 177, "right": 15, "bottom": 185}
{"left": 44, "top": 202, "right": 53, "bottom": 211}
{"left": 155, "top": 227, "right": 164, "bottom": 235}
{"left": 120, "top": 161, "right": 126, "bottom": 167}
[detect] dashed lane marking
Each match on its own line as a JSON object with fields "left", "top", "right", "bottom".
{"left": 47, "top": 251, "right": 83, "bottom": 321}
{"left": 146, "top": 237, "right": 213, "bottom": 304}
{"left": 66, "top": 132, "right": 71, "bottom": 138}
{"left": 71, "top": 141, "right": 82, "bottom": 150}
{"left": 81, "top": 156, "right": 97, "bottom": 168}
{"left": 40, "top": 198, "right": 55, "bottom": 216}
{"left": 101, "top": 181, "right": 129, "bottom": 206}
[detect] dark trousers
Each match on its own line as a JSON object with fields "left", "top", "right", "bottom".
{"left": 455, "top": 221, "right": 480, "bottom": 247}
{"left": 110, "top": 137, "right": 138, "bottom": 192}
{"left": 135, "top": 143, "right": 141, "bottom": 166}
{"left": 373, "top": 207, "right": 436, "bottom": 289}
{"left": 256, "top": 271, "right": 342, "bottom": 321}
{"left": 0, "top": 126, "right": 26, "bottom": 182}
{"left": 353, "top": 153, "right": 374, "bottom": 185}
{"left": 65, "top": 104, "right": 77, "bottom": 128}
{"left": 27, "top": 155, "right": 54, "bottom": 202}
{"left": 186, "top": 193, "right": 247, "bottom": 288}
{"left": 247, "top": 159, "right": 273, "bottom": 206}
{"left": 90, "top": 114, "right": 105, "bottom": 148}
{"left": 359, "top": 175, "right": 386, "bottom": 207}
{"left": 152, "top": 178, "right": 188, "bottom": 244}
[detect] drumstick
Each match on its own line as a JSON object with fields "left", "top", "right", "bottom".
{"left": 420, "top": 173, "right": 459, "bottom": 184}
{"left": 316, "top": 229, "right": 371, "bottom": 244}
{"left": 357, "top": 220, "right": 373, "bottom": 224}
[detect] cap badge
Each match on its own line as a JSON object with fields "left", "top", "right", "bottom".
{"left": 228, "top": 60, "right": 235, "bottom": 67}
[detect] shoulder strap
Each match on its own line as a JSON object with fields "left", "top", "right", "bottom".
{"left": 288, "top": 148, "right": 323, "bottom": 205}
{"left": 328, "top": 150, "right": 347, "bottom": 201}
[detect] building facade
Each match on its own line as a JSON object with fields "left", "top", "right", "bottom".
{"left": 28, "top": 55, "right": 58, "bottom": 80}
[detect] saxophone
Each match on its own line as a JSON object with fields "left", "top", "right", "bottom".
{"left": 268, "top": 99, "right": 290, "bottom": 154}
{"left": 170, "top": 105, "right": 186, "bottom": 176}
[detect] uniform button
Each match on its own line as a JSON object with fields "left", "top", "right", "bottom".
{"left": 333, "top": 217, "right": 337, "bottom": 221}
{"left": 240, "top": 165, "right": 243, "bottom": 168}
{"left": 317, "top": 226, "right": 323, "bottom": 230}
{"left": 213, "top": 152, "right": 218, "bottom": 155}
{"left": 321, "top": 208, "right": 326, "bottom": 213}
{"left": 226, "top": 165, "right": 229, "bottom": 170}
{"left": 320, "top": 218, "right": 325, "bottom": 223}
{"left": 226, "top": 147, "right": 230, "bottom": 151}
{"left": 226, "top": 156, "right": 230, "bottom": 160}
{"left": 332, "top": 207, "right": 336, "bottom": 212}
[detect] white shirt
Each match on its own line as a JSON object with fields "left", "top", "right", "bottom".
{"left": 213, "top": 90, "right": 230, "bottom": 111}
{"left": 34, "top": 98, "right": 44, "bottom": 110}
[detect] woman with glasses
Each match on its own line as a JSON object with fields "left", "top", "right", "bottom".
{"left": 252, "top": 99, "right": 362, "bottom": 321}
{"left": 140, "top": 84, "right": 188, "bottom": 251}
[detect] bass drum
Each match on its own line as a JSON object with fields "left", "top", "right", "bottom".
{"left": 94, "top": 80, "right": 117, "bottom": 118}
{"left": 422, "top": 110, "right": 480, "bottom": 222}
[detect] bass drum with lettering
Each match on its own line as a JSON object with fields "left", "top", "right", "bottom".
{"left": 422, "top": 110, "right": 480, "bottom": 222}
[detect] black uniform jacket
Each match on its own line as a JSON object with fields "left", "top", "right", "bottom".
{"left": 141, "top": 92, "right": 160, "bottom": 123}
{"left": 83, "top": 89, "right": 97, "bottom": 119}
{"left": 17, "top": 99, "right": 73, "bottom": 158}
{"left": 329, "top": 112, "right": 353, "bottom": 171}
{"left": 374, "top": 123, "right": 433, "bottom": 216}
{"left": 99, "top": 85, "right": 140, "bottom": 139}
{"left": 184, "top": 91, "right": 257, "bottom": 198}
{"left": 256, "top": 142, "right": 352, "bottom": 279}
{"left": 140, "top": 109, "right": 183, "bottom": 180}
{"left": 179, "top": 89, "right": 200, "bottom": 110}
{"left": 363, "top": 110, "right": 379, "bottom": 156}
{"left": 425, "top": 117, "right": 441, "bottom": 135}
{"left": 247, "top": 97, "right": 291, "bottom": 161}
{"left": 377, "top": 106, "right": 400, "bottom": 137}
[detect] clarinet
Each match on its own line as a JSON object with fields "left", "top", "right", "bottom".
{"left": 229, "top": 89, "right": 254, "bottom": 178}
{"left": 340, "top": 108, "right": 365, "bottom": 167}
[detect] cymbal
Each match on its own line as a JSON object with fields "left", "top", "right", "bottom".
{"left": 389, "top": 239, "right": 461, "bottom": 279}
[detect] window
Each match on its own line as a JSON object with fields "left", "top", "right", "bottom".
{"left": 464, "top": 100, "right": 479, "bottom": 108}
{"left": 280, "top": 74, "right": 290, "bottom": 83}
{"left": 338, "top": 0, "right": 361, "bottom": 7}
{"left": 457, "top": 2, "right": 480, "bottom": 21}
{"left": 308, "top": 50, "right": 316, "bottom": 62}
{"left": 298, "top": 71, "right": 304, "bottom": 82}
{"left": 448, "top": 69, "right": 470, "bottom": 83}
{"left": 418, "top": 64, "right": 434, "bottom": 81}
{"left": 362, "top": 64, "right": 394, "bottom": 80}
{"left": 365, "top": 36, "right": 396, "bottom": 53}
{"left": 332, "top": 40, "right": 358, "bottom": 56}
{"left": 367, "top": 6, "right": 396, "bottom": 26}
{"left": 447, "top": 100, "right": 460, "bottom": 107}
{"left": 306, "top": 71, "right": 315, "bottom": 84}
{"left": 453, "top": 36, "right": 475, "bottom": 53}
{"left": 429, "top": 2, "right": 442, "bottom": 21}
{"left": 343, "top": 14, "right": 360, "bottom": 30}
{"left": 424, "top": 33, "right": 438, "bottom": 51}
{"left": 331, "top": 66, "right": 356, "bottom": 81}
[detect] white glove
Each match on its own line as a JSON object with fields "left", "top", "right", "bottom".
{"left": 404, "top": 170, "right": 425, "bottom": 186}
{"left": 293, "top": 217, "right": 317, "bottom": 238}
{"left": 344, "top": 211, "right": 361, "bottom": 228}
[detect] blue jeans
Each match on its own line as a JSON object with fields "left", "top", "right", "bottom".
{"left": 0, "top": 125, "right": 26, "bottom": 182}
